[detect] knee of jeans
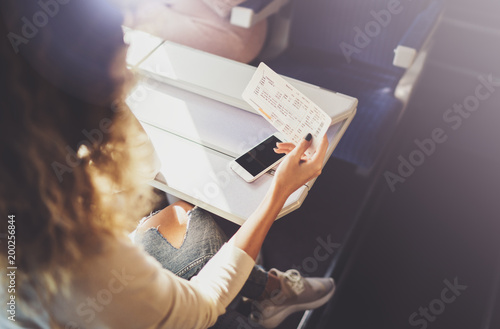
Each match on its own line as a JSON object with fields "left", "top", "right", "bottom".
{"left": 189, "top": 208, "right": 228, "bottom": 246}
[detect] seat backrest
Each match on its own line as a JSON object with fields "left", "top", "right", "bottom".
{"left": 289, "top": 0, "right": 431, "bottom": 70}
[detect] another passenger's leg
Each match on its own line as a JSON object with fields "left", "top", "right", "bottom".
{"left": 122, "top": 0, "right": 267, "bottom": 63}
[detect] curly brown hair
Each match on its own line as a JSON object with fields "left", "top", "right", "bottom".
{"left": 0, "top": 0, "right": 156, "bottom": 324}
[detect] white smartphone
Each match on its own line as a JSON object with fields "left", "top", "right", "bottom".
{"left": 230, "top": 133, "right": 286, "bottom": 182}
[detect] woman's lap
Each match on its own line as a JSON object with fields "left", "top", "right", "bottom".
{"left": 134, "top": 205, "right": 268, "bottom": 296}
{"left": 134, "top": 206, "right": 227, "bottom": 279}
{"left": 134, "top": 206, "right": 267, "bottom": 328}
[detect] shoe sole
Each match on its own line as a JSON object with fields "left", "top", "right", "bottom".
{"left": 260, "top": 280, "right": 336, "bottom": 329}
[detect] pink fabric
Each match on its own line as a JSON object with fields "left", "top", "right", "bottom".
{"left": 126, "top": 0, "right": 267, "bottom": 63}
{"left": 202, "top": 0, "right": 247, "bottom": 18}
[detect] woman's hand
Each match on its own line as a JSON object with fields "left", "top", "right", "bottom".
{"left": 272, "top": 133, "right": 329, "bottom": 197}
{"left": 230, "top": 133, "right": 329, "bottom": 260}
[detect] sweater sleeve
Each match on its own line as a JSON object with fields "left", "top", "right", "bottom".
{"left": 63, "top": 237, "right": 255, "bottom": 329}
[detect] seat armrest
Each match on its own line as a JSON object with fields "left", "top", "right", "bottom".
{"left": 393, "top": 1, "right": 444, "bottom": 68}
{"left": 230, "top": 0, "right": 290, "bottom": 28}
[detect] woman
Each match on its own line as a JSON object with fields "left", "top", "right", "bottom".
{"left": 0, "top": 1, "right": 334, "bottom": 328}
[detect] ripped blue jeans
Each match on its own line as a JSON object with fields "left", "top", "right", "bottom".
{"left": 134, "top": 206, "right": 267, "bottom": 328}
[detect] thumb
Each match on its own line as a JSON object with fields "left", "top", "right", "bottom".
{"left": 290, "top": 133, "right": 312, "bottom": 159}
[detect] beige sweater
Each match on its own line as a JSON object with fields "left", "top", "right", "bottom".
{"left": 11, "top": 237, "right": 255, "bottom": 329}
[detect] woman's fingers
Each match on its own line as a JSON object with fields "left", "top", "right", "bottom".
{"left": 276, "top": 142, "right": 295, "bottom": 149}
{"left": 273, "top": 148, "right": 288, "bottom": 154}
{"left": 274, "top": 135, "right": 328, "bottom": 162}
{"left": 311, "top": 134, "right": 329, "bottom": 163}
{"left": 274, "top": 148, "right": 308, "bottom": 160}
{"left": 304, "top": 135, "right": 329, "bottom": 176}
{"left": 290, "top": 134, "right": 313, "bottom": 160}
{"left": 276, "top": 142, "right": 294, "bottom": 146}
{"left": 274, "top": 142, "right": 295, "bottom": 155}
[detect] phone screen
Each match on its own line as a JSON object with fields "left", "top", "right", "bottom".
{"left": 235, "top": 135, "right": 285, "bottom": 177}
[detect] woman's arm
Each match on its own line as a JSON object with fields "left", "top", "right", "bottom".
{"left": 229, "top": 133, "right": 329, "bottom": 259}
{"left": 75, "top": 134, "right": 329, "bottom": 329}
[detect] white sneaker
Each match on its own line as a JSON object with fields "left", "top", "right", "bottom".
{"left": 249, "top": 269, "right": 335, "bottom": 328}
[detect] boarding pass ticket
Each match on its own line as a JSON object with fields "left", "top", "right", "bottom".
{"left": 242, "top": 62, "right": 332, "bottom": 157}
